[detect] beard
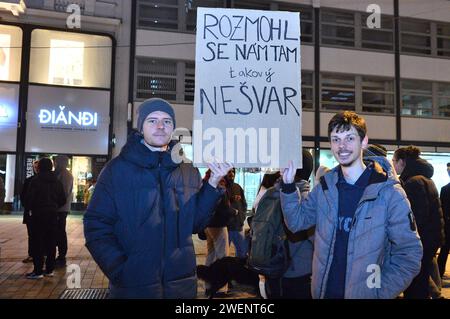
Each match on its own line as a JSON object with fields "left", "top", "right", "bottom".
{"left": 335, "top": 149, "right": 361, "bottom": 167}
{"left": 340, "top": 157, "right": 359, "bottom": 167}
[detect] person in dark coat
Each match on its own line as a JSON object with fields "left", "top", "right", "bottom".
{"left": 265, "top": 149, "right": 315, "bottom": 299}
{"left": 226, "top": 169, "right": 248, "bottom": 258}
{"left": 20, "top": 160, "right": 39, "bottom": 263}
{"left": 393, "top": 146, "right": 445, "bottom": 299}
{"left": 202, "top": 171, "right": 234, "bottom": 295}
{"left": 438, "top": 163, "right": 450, "bottom": 278}
{"left": 83, "top": 98, "right": 232, "bottom": 299}
{"left": 24, "top": 158, "right": 66, "bottom": 279}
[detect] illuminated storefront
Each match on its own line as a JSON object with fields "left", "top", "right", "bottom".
{"left": 0, "top": 23, "right": 114, "bottom": 211}
{"left": 0, "top": 24, "right": 21, "bottom": 209}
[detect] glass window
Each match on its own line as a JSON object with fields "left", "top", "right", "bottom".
{"left": 362, "top": 77, "right": 395, "bottom": 114}
{"left": 321, "top": 10, "right": 355, "bottom": 47}
{"left": 401, "top": 19, "right": 431, "bottom": 55}
{"left": 278, "top": 3, "right": 314, "bottom": 44}
{"left": 184, "top": 62, "right": 195, "bottom": 102}
{"left": 361, "top": 15, "right": 394, "bottom": 51}
{"left": 136, "top": 58, "right": 177, "bottom": 101}
{"left": 186, "top": 0, "right": 226, "bottom": 32}
{"left": 138, "top": 0, "right": 178, "bottom": 30}
{"left": 302, "top": 71, "right": 313, "bottom": 109}
{"left": 437, "top": 82, "right": 450, "bottom": 118}
{"left": 0, "top": 154, "right": 16, "bottom": 204}
{"left": 232, "top": 0, "right": 271, "bottom": 10}
{"left": 29, "top": 29, "right": 112, "bottom": 88}
{"left": 136, "top": 58, "right": 197, "bottom": 104}
{"left": 321, "top": 73, "right": 355, "bottom": 111}
{"left": 401, "top": 80, "right": 433, "bottom": 117}
{"left": 0, "top": 83, "right": 20, "bottom": 152}
{"left": 437, "top": 23, "right": 450, "bottom": 57}
{"left": 0, "top": 24, "right": 22, "bottom": 82}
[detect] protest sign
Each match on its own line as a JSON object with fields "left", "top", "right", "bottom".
{"left": 193, "top": 7, "right": 302, "bottom": 168}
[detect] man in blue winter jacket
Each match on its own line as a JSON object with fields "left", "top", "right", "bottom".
{"left": 280, "top": 111, "right": 423, "bottom": 299}
{"left": 84, "top": 98, "right": 232, "bottom": 299}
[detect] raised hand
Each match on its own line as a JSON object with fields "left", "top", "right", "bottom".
{"left": 207, "top": 161, "right": 234, "bottom": 188}
{"left": 281, "top": 160, "right": 295, "bottom": 184}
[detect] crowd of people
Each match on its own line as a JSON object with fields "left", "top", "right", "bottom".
{"left": 14, "top": 97, "right": 449, "bottom": 299}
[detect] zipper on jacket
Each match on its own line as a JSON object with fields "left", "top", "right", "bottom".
{"left": 176, "top": 200, "right": 180, "bottom": 248}
{"left": 344, "top": 197, "right": 377, "bottom": 298}
{"left": 158, "top": 152, "right": 166, "bottom": 298}
{"left": 319, "top": 188, "right": 336, "bottom": 299}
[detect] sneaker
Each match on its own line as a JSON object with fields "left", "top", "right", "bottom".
{"left": 26, "top": 272, "right": 43, "bottom": 280}
{"left": 44, "top": 271, "right": 55, "bottom": 277}
{"left": 22, "top": 257, "right": 33, "bottom": 263}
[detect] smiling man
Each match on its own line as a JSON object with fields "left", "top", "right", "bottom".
{"left": 84, "top": 98, "right": 233, "bottom": 299}
{"left": 280, "top": 111, "right": 423, "bottom": 299}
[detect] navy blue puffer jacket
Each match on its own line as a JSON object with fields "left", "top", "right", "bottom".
{"left": 84, "top": 132, "right": 221, "bottom": 298}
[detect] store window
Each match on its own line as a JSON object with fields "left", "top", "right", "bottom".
{"left": 29, "top": 29, "right": 112, "bottom": 88}
{"left": 0, "top": 154, "right": 16, "bottom": 205}
{"left": 401, "top": 80, "right": 433, "bottom": 117}
{"left": 320, "top": 149, "right": 338, "bottom": 170}
{"left": 0, "top": 83, "right": 19, "bottom": 152}
{"left": 387, "top": 151, "right": 450, "bottom": 192}
{"left": 25, "top": 85, "right": 110, "bottom": 155}
{"left": 0, "top": 24, "right": 22, "bottom": 82}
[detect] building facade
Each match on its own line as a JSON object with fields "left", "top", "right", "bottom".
{"left": 131, "top": 0, "right": 450, "bottom": 206}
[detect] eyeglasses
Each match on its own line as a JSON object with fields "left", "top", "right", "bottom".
{"left": 145, "top": 118, "right": 173, "bottom": 128}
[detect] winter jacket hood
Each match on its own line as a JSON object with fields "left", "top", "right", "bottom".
{"left": 401, "top": 157, "right": 434, "bottom": 181}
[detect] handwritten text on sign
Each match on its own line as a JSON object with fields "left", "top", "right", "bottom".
{"left": 194, "top": 8, "right": 302, "bottom": 168}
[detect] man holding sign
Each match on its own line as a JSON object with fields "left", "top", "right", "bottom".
{"left": 84, "top": 98, "right": 232, "bottom": 298}
{"left": 280, "top": 111, "right": 423, "bottom": 299}
{"left": 194, "top": 7, "right": 302, "bottom": 169}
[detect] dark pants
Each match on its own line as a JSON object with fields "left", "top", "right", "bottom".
{"left": 26, "top": 222, "right": 32, "bottom": 257}
{"left": 437, "top": 242, "right": 449, "bottom": 278}
{"left": 266, "top": 274, "right": 312, "bottom": 299}
{"left": 30, "top": 212, "right": 57, "bottom": 275}
{"left": 56, "top": 212, "right": 68, "bottom": 259}
{"left": 404, "top": 247, "right": 438, "bottom": 299}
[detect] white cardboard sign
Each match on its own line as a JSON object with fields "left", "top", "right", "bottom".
{"left": 193, "top": 7, "right": 302, "bottom": 168}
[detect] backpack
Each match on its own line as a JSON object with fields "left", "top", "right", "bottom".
{"left": 248, "top": 186, "right": 291, "bottom": 278}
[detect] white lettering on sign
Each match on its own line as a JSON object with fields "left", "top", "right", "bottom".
{"left": 38, "top": 105, "right": 98, "bottom": 127}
